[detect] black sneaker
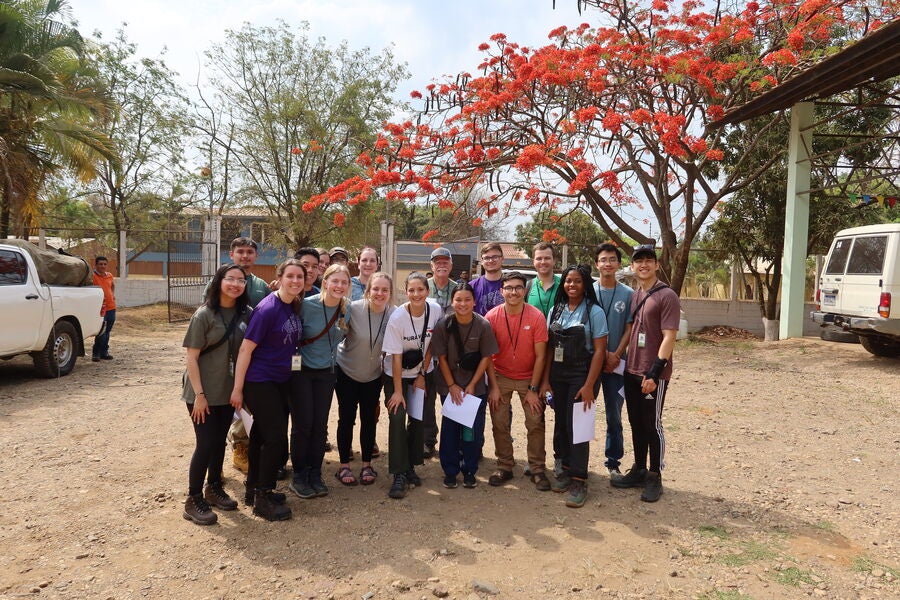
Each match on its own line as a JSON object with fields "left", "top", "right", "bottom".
{"left": 442, "top": 474, "right": 458, "bottom": 489}
{"left": 253, "top": 489, "right": 291, "bottom": 521}
{"left": 641, "top": 471, "right": 663, "bottom": 502}
{"left": 183, "top": 494, "right": 217, "bottom": 525}
{"left": 276, "top": 466, "right": 289, "bottom": 480}
{"left": 405, "top": 469, "right": 422, "bottom": 487}
{"left": 463, "top": 473, "right": 477, "bottom": 488}
{"left": 610, "top": 464, "right": 648, "bottom": 488}
{"left": 100, "top": 355, "right": 114, "bottom": 360}
{"left": 310, "top": 476, "right": 329, "bottom": 497}
{"left": 289, "top": 478, "right": 317, "bottom": 499}
{"left": 388, "top": 474, "right": 408, "bottom": 499}
{"left": 204, "top": 483, "right": 238, "bottom": 511}
{"left": 423, "top": 444, "right": 436, "bottom": 458}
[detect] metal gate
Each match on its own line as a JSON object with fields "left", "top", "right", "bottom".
{"left": 167, "top": 237, "right": 219, "bottom": 322}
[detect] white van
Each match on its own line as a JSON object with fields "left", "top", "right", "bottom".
{"left": 811, "top": 223, "right": 900, "bottom": 357}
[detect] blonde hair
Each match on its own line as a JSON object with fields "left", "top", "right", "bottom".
{"left": 364, "top": 271, "right": 393, "bottom": 299}
{"left": 322, "top": 263, "right": 351, "bottom": 283}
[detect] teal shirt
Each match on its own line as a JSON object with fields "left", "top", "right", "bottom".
{"left": 549, "top": 300, "right": 608, "bottom": 352}
{"left": 527, "top": 275, "right": 560, "bottom": 317}
{"left": 593, "top": 281, "right": 634, "bottom": 354}
{"left": 299, "top": 294, "right": 350, "bottom": 369}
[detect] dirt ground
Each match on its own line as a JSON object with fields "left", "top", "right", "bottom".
{"left": 1, "top": 305, "right": 898, "bottom": 600}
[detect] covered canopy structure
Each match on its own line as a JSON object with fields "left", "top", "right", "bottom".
{"left": 711, "top": 19, "right": 900, "bottom": 339}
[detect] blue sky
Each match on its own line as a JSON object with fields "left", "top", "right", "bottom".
{"left": 70, "top": 0, "right": 589, "bottom": 101}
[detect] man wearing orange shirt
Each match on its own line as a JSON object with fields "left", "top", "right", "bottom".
{"left": 91, "top": 256, "right": 116, "bottom": 362}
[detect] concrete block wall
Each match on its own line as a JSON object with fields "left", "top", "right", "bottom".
{"left": 114, "top": 278, "right": 171, "bottom": 308}
{"left": 681, "top": 298, "right": 820, "bottom": 337}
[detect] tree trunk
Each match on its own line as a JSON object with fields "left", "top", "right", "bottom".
{"left": 762, "top": 318, "right": 779, "bottom": 342}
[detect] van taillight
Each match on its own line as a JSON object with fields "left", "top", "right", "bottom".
{"left": 879, "top": 293, "right": 891, "bottom": 318}
{"left": 815, "top": 288, "right": 821, "bottom": 311}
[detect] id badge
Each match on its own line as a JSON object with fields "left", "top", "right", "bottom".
{"left": 291, "top": 354, "right": 303, "bottom": 371}
{"left": 554, "top": 346, "right": 564, "bottom": 362}
{"left": 637, "top": 332, "right": 646, "bottom": 348}
{"left": 228, "top": 361, "right": 234, "bottom": 377}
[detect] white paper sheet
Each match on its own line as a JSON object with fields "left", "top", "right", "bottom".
{"left": 407, "top": 385, "right": 425, "bottom": 420}
{"left": 440, "top": 392, "right": 482, "bottom": 428}
{"left": 238, "top": 408, "right": 253, "bottom": 435}
{"left": 571, "top": 401, "right": 596, "bottom": 444}
{"left": 613, "top": 359, "right": 625, "bottom": 375}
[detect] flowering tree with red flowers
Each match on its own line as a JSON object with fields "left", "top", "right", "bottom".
{"left": 310, "top": 0, "right": 895, "bottom": 292}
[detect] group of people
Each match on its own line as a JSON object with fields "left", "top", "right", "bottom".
{"left": 180, "top": 237, "right": 680, "bottom": 524}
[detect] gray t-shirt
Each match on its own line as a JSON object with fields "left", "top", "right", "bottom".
{"left": 336, "top": 299, "right": 396, "bottom": 382}
{"left": 181, "top": 304, "right": 250, "bottom": 406}
{"left": 430, "top": 313, "right": 499, "bottom": 397}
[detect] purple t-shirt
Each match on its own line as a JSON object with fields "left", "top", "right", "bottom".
{"left": 244, "top": 292, "right": 302, "bottom": 383}
{"left": 470, "top": 276, "right": 503, "bottom": 316}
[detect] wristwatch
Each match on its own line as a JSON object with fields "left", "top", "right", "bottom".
{"left": 528, "top": 385, "right": 539, "bottom": 393}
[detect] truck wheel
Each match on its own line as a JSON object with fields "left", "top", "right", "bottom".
{"left": 859, "top": 335, "right": 900, "bottom": 358}
{"left": 32, "top": 321, "right": 79, "bottom": 377}
{"left": 819, "top": 329, "right": 859, "bottom": 344}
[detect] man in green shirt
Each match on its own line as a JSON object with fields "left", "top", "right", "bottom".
{"left": 526, "top": 242, "right": 560, "bottom": 317}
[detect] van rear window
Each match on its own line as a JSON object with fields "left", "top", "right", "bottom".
{"left": 846, "top": 236, "right": 887, "bottom": 275}
{"left": 825, "top": 239, "right": 851, "bottom": 275}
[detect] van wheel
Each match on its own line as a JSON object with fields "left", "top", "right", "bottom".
{"left": 819, "top": 329, "right": 859, "bottom": 344}
{"left": 859, "top": 335, "right": 900, "bottom": 358}
{"left": 31, "top": 321, "right": 79, "bottom": 377}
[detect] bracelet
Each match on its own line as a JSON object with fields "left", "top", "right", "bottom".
{"left": 196, "top": 392, "right": 205, "bottom": 396}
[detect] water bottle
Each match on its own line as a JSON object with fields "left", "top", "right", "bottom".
{"left": 544, "top": 390, "right": 554, "bottom": 409}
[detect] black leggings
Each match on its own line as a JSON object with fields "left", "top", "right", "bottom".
{"left": 334, "top": 366, "right": 382, "bottom": 463}
{"left": 244, "top": 380, "right": 290, "bottom": 491}
{"left": 186, "top": 403, "right": 234, "bottom": 496}
{"left": 290, "top": 369, "right": 336, "bottom": 480}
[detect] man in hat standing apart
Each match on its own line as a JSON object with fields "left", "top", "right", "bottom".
{"left": 610, "top": 244, "right": 679, "bottom": 502}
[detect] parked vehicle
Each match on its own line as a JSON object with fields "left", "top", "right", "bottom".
{"left": 811, "top": 224, "right": 900, "bottom": 357}
{"left": 0, "top": 243, "right": 104, "bottom": 377}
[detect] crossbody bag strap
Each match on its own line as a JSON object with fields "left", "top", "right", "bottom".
{"left": 200, "top": 313, "right": 239, "bottom": 357}
{"left": 300, "top": 300, "right": 343, "bottom": 347}
{"left": 630, "top": 283, "right": 670, "bottom": 322}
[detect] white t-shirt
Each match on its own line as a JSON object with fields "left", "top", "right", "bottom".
{"left": 382, "top": 300, "right": 442, "bottom": 378}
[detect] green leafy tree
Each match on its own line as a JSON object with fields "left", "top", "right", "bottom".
{"left": 0, "top": 0, "right": 117, "bottom": 237}
{"left": 204, "top": 21, "right": 409, "bottom": 249}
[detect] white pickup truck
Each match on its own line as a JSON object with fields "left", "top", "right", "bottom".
{"left": 0, "top": 242, "right": 104, "bottom": 377}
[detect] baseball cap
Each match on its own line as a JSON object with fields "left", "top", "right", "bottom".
{"left": 632, "top": 243, "right": 657, "bottom": 261}
{"left": 329, "top": 246, "right": 349, "bottom": 259}
{"left": 430, "top": 247, "right": 452, "bottom": 260}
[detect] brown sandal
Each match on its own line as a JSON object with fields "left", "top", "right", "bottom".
{"left": 360, "top": 466, "right": 377, "bottom": 485}
{"left": 335, "top": 466, "right": 358, "bottom": 486}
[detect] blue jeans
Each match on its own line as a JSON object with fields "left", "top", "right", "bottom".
{"left": 600, "top": 372, "right": 625, "bottom": 469}
{"left": 439, "top": 395, "right": 487, "bottom": 477}
{"left": 92, "top": 309, "right": 116, "bottom": 358}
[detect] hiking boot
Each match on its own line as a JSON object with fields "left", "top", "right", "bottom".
{"left": 610, "top": 464, "right": 648, "bottom": 488}
{"left": 289, "top": 476, "right": 317, "bottom": 500}
{"left": 232, "top": 444, "right": 249, "bottom": 473}
{"left": 204, "top": 483, "right": 238, "bottom": 511}
{"left": 530, "top": 472, "right": 551, "bottom": 492}
{"left": 423, "top": 444, "right": 436, "bottom": 459}
{"left": 405, "top": 469, "right": 422, "bottom": 488}
{"left": 442, "top": 474, "right": 458, "bottom": 489}
{"left": 552, "top": 472, "right": 572, "bottom": 493}
{"left": 183, "top": 494, "right": 217, "bottom": 525}
{"left": 565, "top": 479, "right": 588, "bottom": 508}
{"left": 388, "top": 474, "right": 408, "bottom": 499}
{"left": 244, "top": 487, "right": 286, "bottom": 506}
{"left": 463, "top": 473, "right": 478, "bottom": 488}
{"left": 641, "top": 470, "right": 663, "bottom": 502}
{"left": 253, "top": 489, "right": 292, "bottom": 521}
{"left": 488, "top": 469, "right": 513, "bottom": 487}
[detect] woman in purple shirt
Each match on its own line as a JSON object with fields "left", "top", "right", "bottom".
{"left": 230, "top": 259, "right": 305, "bottom": 521}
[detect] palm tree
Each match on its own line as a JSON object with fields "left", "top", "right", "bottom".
{"left": 0, "top": 0, "right": 118, "bottom": 237}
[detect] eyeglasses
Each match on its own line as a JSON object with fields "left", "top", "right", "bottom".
{"left": 223, "top": 277, "right": 247, "bottom": 286}
{"left": 482, "top": 255, "right": 502, "bottom": 262}
{"left": 501, "top": 285, "right": 525, "bottom": 292}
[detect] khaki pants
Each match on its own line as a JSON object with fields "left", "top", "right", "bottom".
{"left": 490, "top": 374, "right": 546, "bottom": 474}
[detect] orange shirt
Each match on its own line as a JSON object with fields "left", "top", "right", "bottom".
{"left": 485, "top": 303, "right": 548, "bottom": 380}
{"left": 93, "top": 271, "right": 116, "bottom": 312}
